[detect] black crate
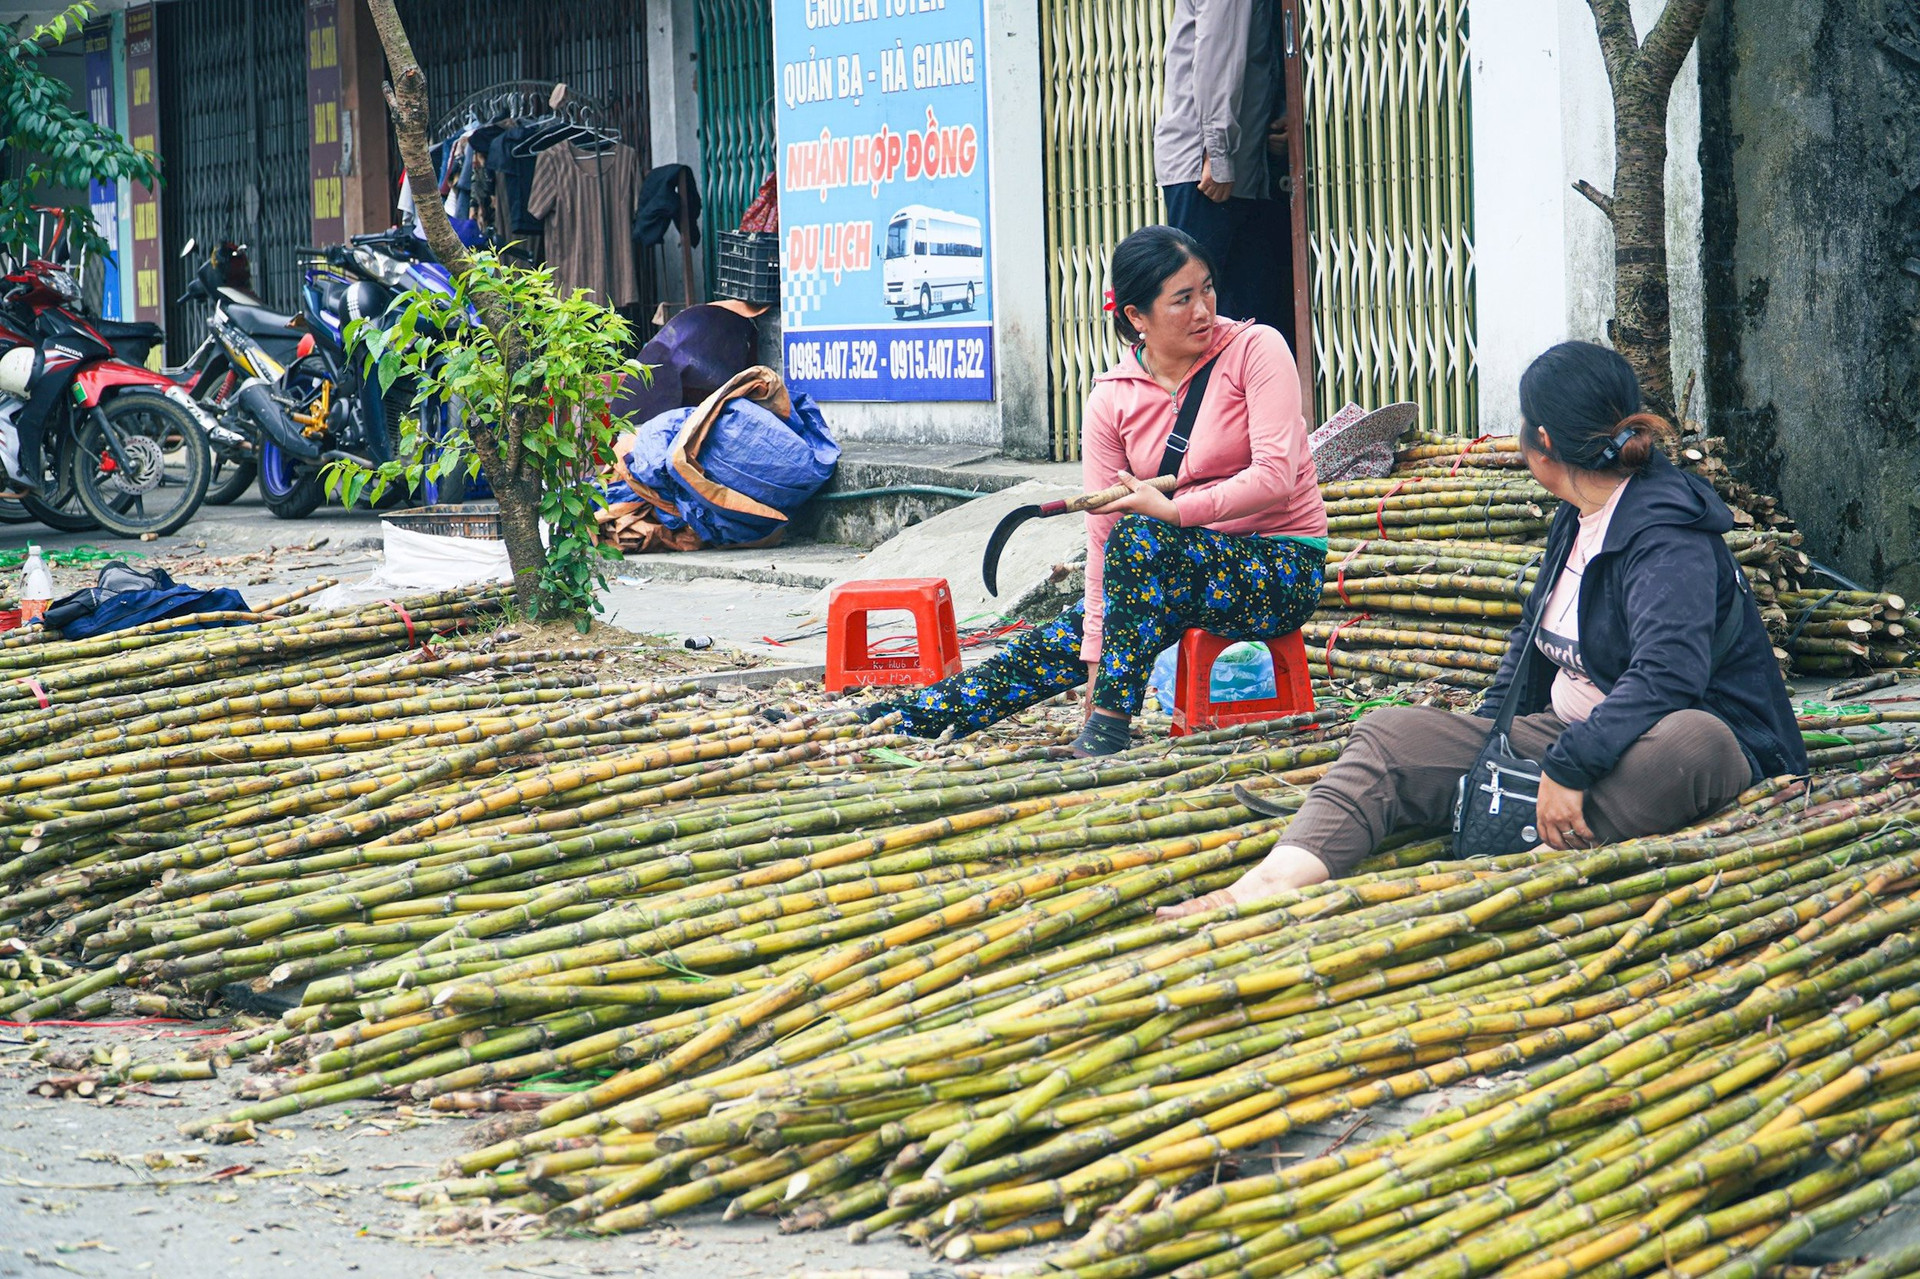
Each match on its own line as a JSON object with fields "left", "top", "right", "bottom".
{"left": 716, "top": 230, "right": 781, "bottom": 305}
{"left": 383, "top": 502, "right": 503, "bottom": 540}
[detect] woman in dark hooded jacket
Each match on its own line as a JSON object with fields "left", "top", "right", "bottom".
{"left": 1162, "top": 341, "right": 1807, "bottom": 916}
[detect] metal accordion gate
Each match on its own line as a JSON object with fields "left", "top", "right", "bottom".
{"left": 1298, "top": 0, "right": 1476, "bottom": 439}
{"left": 156, "top": 0, "right": 310, "bottom": 361}
{"left": 693, "top": 0, "right": 777, "bottom": 290}
{"left": 1038, "top": 0, "right": 1478, "bottom": 459}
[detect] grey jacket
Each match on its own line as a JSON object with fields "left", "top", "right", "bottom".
{"left": 1153, "top": 0, "right": 1274, "bottom": 194}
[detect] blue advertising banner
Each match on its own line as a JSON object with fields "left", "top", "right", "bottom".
{"left": 773, "top": 0, "right": 994, "bottom": 402}
{"left": 83, "top": 20, "right": 121, "bottom": 320}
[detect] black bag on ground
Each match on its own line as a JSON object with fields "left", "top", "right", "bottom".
{"left": 1451, "top": 540, "right": 1570, "bottom": 859}
{"left": 42, "top": 562, "right": 176, "bottom": 632}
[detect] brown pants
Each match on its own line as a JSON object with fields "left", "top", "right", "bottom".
{"left": 1285, "top": 706, "right": 1754, "bottom": 876}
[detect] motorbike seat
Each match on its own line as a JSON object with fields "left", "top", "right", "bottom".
{"left": 90, "top": 319, "right": 164, "bottom": 344}
{"left": 316, "top": 280, "right": 349, "bottom": 317}
{"left": 228, "top": 303, "right": 299, "bottom": 338}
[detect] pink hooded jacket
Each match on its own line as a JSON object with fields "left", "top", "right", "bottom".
{"left": 1080, "top": 317, "right": 1327, "bottom": 662}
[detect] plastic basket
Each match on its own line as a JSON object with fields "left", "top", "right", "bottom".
{"left": 716, "top": 230, "right": 781, "bottom": 305}
{"left": 383, "top": 502, "right": 503, "bottom": 540}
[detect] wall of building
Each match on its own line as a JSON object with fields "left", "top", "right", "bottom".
{"left": 1470, "top": 0, "right": 1706, "bottom": 434}
{"left": 1700, "top": 0, "right": 1920, "bottom": 596}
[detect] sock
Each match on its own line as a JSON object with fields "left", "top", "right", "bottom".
{"left": 1071, "top": 712, "right": 1133, "bottom": 757}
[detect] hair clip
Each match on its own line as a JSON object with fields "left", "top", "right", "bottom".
{"left": 1102, "top": 289, "right": 1116, "bottom": 314}
{"left": 1596, "top": 425, "right": 1637, "bottom": 466}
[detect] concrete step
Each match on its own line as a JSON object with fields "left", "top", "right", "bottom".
{"left": 795, "top": 445, "right": 1082, "bottom": 547}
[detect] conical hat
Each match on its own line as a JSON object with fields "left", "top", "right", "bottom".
{"left": 1308, "top": 401, "right": 1419, "bottom": 483}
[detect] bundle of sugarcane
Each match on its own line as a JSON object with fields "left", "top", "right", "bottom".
{"left": 303, "top": 745, "right": 1920, "bottom": 1270}
{"left": 1312, "top": 436, "right": 1897, "bottom": 682}
{"left": 1778, "top": 588, "right": 1919, "bottom": 676}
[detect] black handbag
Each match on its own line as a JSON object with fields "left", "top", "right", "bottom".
{"left": 1451, "top": 538, "right": 1572, "bottom": 859}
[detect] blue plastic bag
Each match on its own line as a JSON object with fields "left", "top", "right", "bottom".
{"left": 1148, "top": 641, "right": 1278, "bottom": 714}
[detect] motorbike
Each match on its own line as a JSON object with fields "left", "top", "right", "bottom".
{"left": 165, "top": 240, "right": 274, "bottom": 505}
{"left": 254, "top": 229, "right": 477, "bottom": 519}
{"left": 0, "top": 249, "right": 213, "bottom": 538}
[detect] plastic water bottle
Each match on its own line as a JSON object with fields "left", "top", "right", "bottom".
{"left": 18, "top": 545, "right": 51, "bottom": 626}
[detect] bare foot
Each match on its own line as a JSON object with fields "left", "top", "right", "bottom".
{"left": 1157, "top": 846, "right": 1330, "bottom": 921}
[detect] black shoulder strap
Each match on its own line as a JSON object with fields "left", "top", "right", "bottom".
{"left": 1157, "top": 354, "right": 1222, "bottom": 480}
{"left": 1492, "top": 530, "right": 1575, "bottom": 738}
{"left": 1710, "top": 544, "right": 1753, "bottom": 670}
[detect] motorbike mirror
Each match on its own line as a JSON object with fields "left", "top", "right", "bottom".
{"left": 180, "top": 238, "right": 198, "bottom": 259}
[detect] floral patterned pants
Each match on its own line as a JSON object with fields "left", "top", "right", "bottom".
{"left": 891, "top": 515, "right": 1326, "bottom": 738}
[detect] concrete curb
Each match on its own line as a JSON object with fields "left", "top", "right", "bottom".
{"left": 690, "top": 663, "right": 829, "bottom": 689}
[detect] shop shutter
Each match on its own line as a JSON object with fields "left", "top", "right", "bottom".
{"left": 157, "top": 0, "right": 310, "bottom": 361}
{"left": 1040, "top": 0, "right": 1172, "bottom": 461}
{"left": 1299, "top": 0, "right": 1477, "bottom": 436}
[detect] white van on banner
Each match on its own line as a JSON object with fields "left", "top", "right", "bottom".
{"left": 882, "top": 205, "right": 985, "bottom": 319}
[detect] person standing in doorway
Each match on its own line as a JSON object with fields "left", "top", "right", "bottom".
{"left": 1155, "top": 0, "right": 1285, "bottom": 334}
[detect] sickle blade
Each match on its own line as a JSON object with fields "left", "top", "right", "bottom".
{"left": 1232, "top": 784, "right": 1291, "bottom": 819}
{"left": 981, "top": 504, "right": 1041, "bottom": 597}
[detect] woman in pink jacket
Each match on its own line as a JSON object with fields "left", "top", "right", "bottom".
{"left": 880, "top": 225, "right": 1328, "bottom": 756}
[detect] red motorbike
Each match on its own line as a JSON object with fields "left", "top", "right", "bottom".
{"left": 0, "top": 248, "right": 212, "bottom": 538}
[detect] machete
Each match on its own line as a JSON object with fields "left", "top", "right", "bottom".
{"left": 981, "top": 474, "right": 1177, "bottom": 596}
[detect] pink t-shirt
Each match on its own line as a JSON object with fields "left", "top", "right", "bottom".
{"left": 1536, "top": 479, "right": 1630, "bottom": 724}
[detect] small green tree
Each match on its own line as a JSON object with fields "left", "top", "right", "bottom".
{"left": 335, "top": 250, "right": 641, "bottom": 622}
{"left": 0, "top": 3, "right": 159, "bottom": 259}
{"left": 362, "top": 0, "right": 643, "bottom": 618}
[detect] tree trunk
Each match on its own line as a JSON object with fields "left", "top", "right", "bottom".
{"left": 1609, "top": 94, "right": 1674, "bottom": 413}
{"left": 362, "top": 0, "right": 547, "bottom": 614}
{"left": 1581, "top": 0, "right": 1710, "bottom": 419}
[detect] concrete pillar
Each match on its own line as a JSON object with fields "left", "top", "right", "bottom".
{"left": 1467, "top": 0, "right": 1705, "bottom": 433}
{"left": 983, "top": 0, "right": 1050, "bottom": 459}
{"left": 1469, "top": 1, "right": 1569, "bottom": 434}
{"left": 338, "top": 0, "right": 394, "bottom": 237}
{"left": 646, "top": 0, "right": 705, "bottom": 307}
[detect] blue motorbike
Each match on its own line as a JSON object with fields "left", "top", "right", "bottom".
{"left": 261, "top": 231, "right": 482, "bottom": 518}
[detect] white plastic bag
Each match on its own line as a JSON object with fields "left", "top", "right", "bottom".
{"left": 307, "top": 521, "right": 513, "bottom": 610}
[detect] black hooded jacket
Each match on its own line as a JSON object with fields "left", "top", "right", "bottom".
{"left": 1478, "top": 452, "right": 1807, "bottom": 790}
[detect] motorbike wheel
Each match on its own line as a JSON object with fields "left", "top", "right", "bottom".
{"left": 205, "top": 455, "right": 258, "bottom": 506}
{"left": 17, "top": 447, "right": 102, "bottom": 533}
{"left": 259, "top": 439, "right": 322, "bottom": 520}
{"left": 68, "top": 392, "right": 212, "bottom": 538}
{"left": 0, "top": 497, "right": 34, "bottom": 523}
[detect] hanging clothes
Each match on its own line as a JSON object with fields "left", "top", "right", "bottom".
{"left": 488, "top": 123, "right": 547, "bottom": 238}
{"left": 634, "top": 164, "right": 701, "bottom": 248}
{"left": 528, "top": 141, "right": 642, "bottom": 308}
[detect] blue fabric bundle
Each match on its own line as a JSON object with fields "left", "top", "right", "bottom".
{"left": 621, "top": 390, "right": 838, "bottom": 546}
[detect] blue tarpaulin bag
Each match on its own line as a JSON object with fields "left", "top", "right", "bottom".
{"left": 58, "top": 584, "right": 251, "bottom": 639}
{"left": 617, "top": 366, "right": 839, "bottom": 548}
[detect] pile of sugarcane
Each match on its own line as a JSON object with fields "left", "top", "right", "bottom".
{"left": 1307, "top": 434, "right": 1920, "bottom": 683}
{"left": 8, "top": 579, "right": 1920, "bottom": 1270}
{"left": 185, "top": 735, "right": 1920, "bottom": 1279}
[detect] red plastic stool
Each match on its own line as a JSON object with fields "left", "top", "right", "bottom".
{"left": 825, "top": 577, "right": 964, "bottom": 692}
{"left": 1170, "top": 629, "right": 1315, "bottom": 735}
